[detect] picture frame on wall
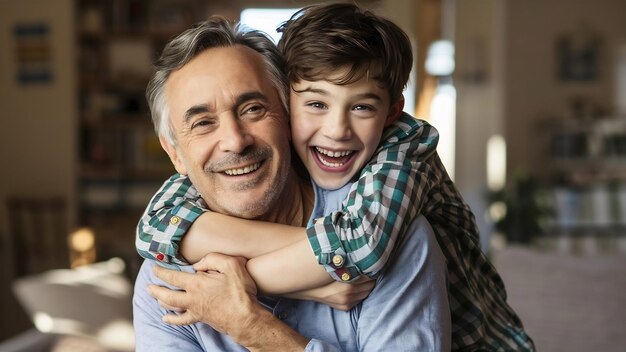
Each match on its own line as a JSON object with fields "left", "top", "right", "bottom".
{"left": 555, "top": 24, "right": 602, "bottom": 82}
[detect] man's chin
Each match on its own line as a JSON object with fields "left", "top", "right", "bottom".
{"left": 211, "top": 189, "right": 276, "bottom": 219}
{"left": 220, "top": 202, "right": 270, "bottom": 220}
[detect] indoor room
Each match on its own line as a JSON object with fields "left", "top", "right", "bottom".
{"left": 1, "top": 0, "right": 625, "bottom": 351}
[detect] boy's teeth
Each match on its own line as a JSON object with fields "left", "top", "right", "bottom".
{"left": 319, "top": 158, "right": 344, "bottom": 168}
{"left": 315, "top": 147, "right": 353, "bottom": 158}
{"left": 224, "top": 162, "right": 261, "bottom": 176}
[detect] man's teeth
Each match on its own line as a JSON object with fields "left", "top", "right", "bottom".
{"left": 315, "top": 147, "right": 353, "bottom": 158}
{"left": 224, "top": 162, "right": 261, "bottom": 176}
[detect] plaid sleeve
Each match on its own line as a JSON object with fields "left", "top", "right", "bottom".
{"left": 306, "top": 113, "right": 441, "bottom": 282}
{"left": 136, "top": 173, "right": 207, "bottom": 266}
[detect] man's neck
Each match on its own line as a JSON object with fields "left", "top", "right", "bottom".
{"left": 264, "top": 175, "right": 313, "bottom": 227}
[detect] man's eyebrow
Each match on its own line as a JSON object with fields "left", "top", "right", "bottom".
{"left": 182, "top": 92, "right": 269, "bottom": 124}
{"left": 183, "top": 104, "right": 211, "bottom": 125}
{"left": 235, "top": 91, "right": 270, "bottom": 108}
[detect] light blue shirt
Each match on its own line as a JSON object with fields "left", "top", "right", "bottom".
{"left": 133, "top": 184, "right": 451, "bottom": 351}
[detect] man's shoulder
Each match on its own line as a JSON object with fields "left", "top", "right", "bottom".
{"left": 399, "top": 215, "right": 437, "bottom": 250}
{"left": 382, "top": 215, "right": 443, "bottom": 275}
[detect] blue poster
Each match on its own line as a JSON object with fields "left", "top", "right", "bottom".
{"left": 14, "top": 22, "right": 53, "bottom": 84}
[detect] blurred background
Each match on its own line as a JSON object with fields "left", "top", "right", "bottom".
{"left": 0, "top": 0, "right": 625, "bottom": 351}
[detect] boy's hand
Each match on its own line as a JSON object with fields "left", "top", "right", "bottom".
{"left": 285, "top": 277, "right": 375, "bottom": 311}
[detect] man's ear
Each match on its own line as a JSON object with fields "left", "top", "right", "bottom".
{"left": 159, "top": 135, "right": 188, "bottom": 175}
{"left": 385, "top": 97, "right": 405, "bottom": 127}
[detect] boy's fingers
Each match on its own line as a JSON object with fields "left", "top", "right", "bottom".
{"left": 357, "top": 280, "right": 376, "bottom": 291}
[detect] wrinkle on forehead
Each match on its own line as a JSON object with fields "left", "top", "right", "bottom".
{"left": 165, "top": 45, "right": 276, "bottom": 130}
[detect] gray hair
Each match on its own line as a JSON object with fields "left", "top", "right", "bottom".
{"left": 146, "top": 17, "right": 289, "bottom": 145}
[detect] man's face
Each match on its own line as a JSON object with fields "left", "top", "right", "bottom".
{"left": 162, "top": 45, "right": 292, "bottom": 219}
{"left": 290, "top": 70, "right": 397, "bottom": 190}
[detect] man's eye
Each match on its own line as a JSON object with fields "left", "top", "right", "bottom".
{"left": 242, "top": 104, "right": 266, "bottom": 117}
{"left": 191, "top": 119, "right": 215, "bottom": 129}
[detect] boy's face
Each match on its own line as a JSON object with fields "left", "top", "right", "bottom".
{"left": 290, "top": 71, "right": 399, "bottom": 190}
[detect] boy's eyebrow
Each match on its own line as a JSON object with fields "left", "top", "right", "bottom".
{"left": 295, "top": 86, "right": 330, "bottom": 95}
{"left": 354, "top": 92, "right": 384, "bottom": 102}
{"left": 296, "top": 87, "right": 384, "bottom": 102}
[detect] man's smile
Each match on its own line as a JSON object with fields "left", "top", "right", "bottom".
{"left": 223, "top": 162, "right": 262, "bottom": 176}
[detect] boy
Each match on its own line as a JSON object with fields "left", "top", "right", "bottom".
{"left": 137, "top": 3, "right": 534, "bottom": 350}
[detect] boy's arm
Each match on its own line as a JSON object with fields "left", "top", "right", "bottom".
{"left": 180, "top": 212, "right": 305, "bottom": 263}
{"left": 184, "top": 222, "right": 364, "bottom": 302}
{"left": 136, "top": 174, "right": 336, "bottom": 299}
{"left": 136, "top": 176, "right": 364, "bottom": 303}
{"left": 240, "top": 115, "right": 441, "bottom": 294}
{"left": 136, "top": 173, "right": 306, "bottom": 266}
{"left": 136, "top": 173, "right": 207, "bottom": 266}
{"left": 306, "top": 114, "right": 441, "bottom": 282}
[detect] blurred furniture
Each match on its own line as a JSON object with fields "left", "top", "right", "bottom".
{"left": 6, "top": 196, "right": 69, "bottom": 277}
{"left": 1, "top": 258, "right": 134, "bottom": 352}
{"left": 493, "top": 245, "right": 626, "bottom": 352}
{"left": 539, "top": 116, "right": 626, "bottom": 238}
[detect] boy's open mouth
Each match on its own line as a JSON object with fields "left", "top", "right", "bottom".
{"left": 312, "top": 146, "right": 355, "bottom": 168}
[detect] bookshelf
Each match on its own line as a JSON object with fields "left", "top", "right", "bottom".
{"left": 534, "top": 115, "right": 626, "bottom": 254}
{"left": 75, "top": 0, "right": 203, "bottom": 268}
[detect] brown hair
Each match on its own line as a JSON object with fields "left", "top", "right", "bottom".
{"left": 277, "top": 3, "right": 413, "bottom": 103}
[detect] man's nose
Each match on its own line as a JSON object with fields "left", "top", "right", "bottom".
{"left": 218, "top": 117, "right": 253, "bottom": 153}
{"left": 322, "top": 110, "right": 352, "bottom": 141}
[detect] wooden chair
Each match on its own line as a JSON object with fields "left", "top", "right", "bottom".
{"left": 6, "top": 196, "right": 70, "bottom": 277}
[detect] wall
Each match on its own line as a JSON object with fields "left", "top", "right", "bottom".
{"left": 0, "top": 0, "right": 76, "bottom": 340}
{"left": 454, "top": 0, "right": 507, "bottom": 249}
{"left": 504, "top": 0, "right": 626, "bottom": 179}
{"left": 454, "top": 0, "right": 626, "bottom": 248}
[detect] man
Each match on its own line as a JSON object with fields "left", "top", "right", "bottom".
{"left": 133, "top": 17, "right": 450, "bottom": 351}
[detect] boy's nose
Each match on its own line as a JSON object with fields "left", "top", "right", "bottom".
{"left": 218, "top": 117, "right": 253, "bottom": 153}
{"left": 323, "top": 110, "right": 352, "bottom": 141}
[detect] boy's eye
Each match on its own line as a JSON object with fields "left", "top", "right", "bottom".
{"left": 352, "top": 104, "right": 375, "bottom": 111}
{"left": 306, "top": 102, "right": 328, "bottom": 110}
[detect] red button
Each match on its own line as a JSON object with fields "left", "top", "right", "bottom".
{"left": 156, "top": 253, "right": 165, "bottom": 261}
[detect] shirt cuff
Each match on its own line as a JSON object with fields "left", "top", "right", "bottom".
{"left": 316, "top": 248, "right": 363, "bottom": 283}
{"left": 306, "top": 220, "right": 363, "bottom": 283}
{"left": 149, "top": 201, "right": 207, "bottom": 266}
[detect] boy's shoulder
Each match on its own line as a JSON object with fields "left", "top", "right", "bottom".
{"left": 380, "top": 112, "right": 438, "bottom": 147}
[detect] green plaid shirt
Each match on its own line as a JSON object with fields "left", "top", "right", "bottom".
{"left": 136, "top": 175, "right": 207, "bottom": 265}
{"left": 135, "top": 113, "right": 534, "bottom": 351}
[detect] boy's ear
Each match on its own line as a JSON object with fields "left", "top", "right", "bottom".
{"left": 159, "top": 135, "right": 188, "bottom": 175}
{"left": 385, "top": 98, "right": 405, "bottom": 127}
